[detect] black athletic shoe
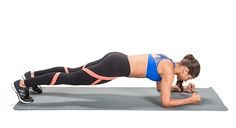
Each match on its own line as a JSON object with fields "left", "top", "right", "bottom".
{"left": 31, "top": 86, "right": 43, "bottom": 94}
{"left": 22, "top": 71, "right": 43, "bottom": 94}
{"left": 11, "top": 80, "right": 34, "bottom": 104}
{"left": 22, "top": 71, "right": 31, "bottom": 80}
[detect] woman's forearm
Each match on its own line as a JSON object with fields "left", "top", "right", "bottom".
{"left": 163, "top": 98, "right": 193, "bottom": 107}
{"left": 169, "top": 98, "right": 193, "bottom": 107}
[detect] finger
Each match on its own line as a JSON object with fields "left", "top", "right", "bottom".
{"left": 177, "top": 88, "right": 181, "bottom": 92}
{"left": 186, "top": 88, "right": 192, "bottom": 93}
{"left": 186, "top": 85, "right": 191, "bottom": 91}
{"left": 190, "top": 84, "right": 196, "bottom": 92}
{"left": 176, "top": 86, "right": 181, "bottom": 92}
{"left": 191, "top": 84, "right": 196, "bottom": 90}
{"left": 185, "top": 88, "right": 191, "bottom": 92}
{"left": 185, "top": 84, "right": 192, "bottom": 92}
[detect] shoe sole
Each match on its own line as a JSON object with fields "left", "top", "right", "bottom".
{"left": 30, "top": 88, "right": 42, "bottom": 94}
{"left": 11, "top": 83, "right": 32, "bottom": 104}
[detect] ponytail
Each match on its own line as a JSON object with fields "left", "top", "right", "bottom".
{"left": 176, "top": 80, "right": 184, "bottom": 92}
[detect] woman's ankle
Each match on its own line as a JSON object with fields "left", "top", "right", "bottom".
{"left": 31, "top": 71, "right": 35, "bottom": 78}
{"left": 19, "top": 80, "right": 26, "bottom": 88}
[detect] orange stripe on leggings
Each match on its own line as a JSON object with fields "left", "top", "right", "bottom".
{"left": 64, "top": 67, "right": 69, "bottom": 74}
{"left": 82, "top": 68, "right": 117, "bottom": 80}
{"left": 82, "top": 65, "right": 117, "bottom": 85}
{"left": 91, "top": 79, "right": 102, "bottom": 85}
{"left": 50, "top": 72, "right": 61, "bottom": 85}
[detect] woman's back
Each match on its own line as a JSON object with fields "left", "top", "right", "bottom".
{"left": 128, "top": 54, "right": 148, "bottom": 78}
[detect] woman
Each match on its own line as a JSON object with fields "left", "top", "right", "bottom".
{"left": 12, "top": 52, "right": 201, "bottom": 107}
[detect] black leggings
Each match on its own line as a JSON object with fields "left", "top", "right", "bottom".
{"left": 24, "top": 52, "right": 130, "bottom": 88}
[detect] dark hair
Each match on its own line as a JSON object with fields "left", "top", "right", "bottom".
{"left": 176, "top": 54, "right": 201, "bottom": 92}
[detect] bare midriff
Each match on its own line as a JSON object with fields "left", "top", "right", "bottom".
{"left": 127, "top": 54, "right": 148, "bottom": 78}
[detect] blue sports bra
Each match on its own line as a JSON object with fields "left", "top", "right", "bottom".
{"left": 146, "top": 54, "right": 175, "bottom": 81}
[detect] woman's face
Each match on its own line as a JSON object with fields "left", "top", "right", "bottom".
{"left": 177, "top": 66, "right": 193, "bottom": 81}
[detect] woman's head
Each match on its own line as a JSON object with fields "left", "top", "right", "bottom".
{"left": 177, "top": 54, "right": 201, "bottom": 81}
{"left": 176, "top": 54, "right": 200, "bottom": 92}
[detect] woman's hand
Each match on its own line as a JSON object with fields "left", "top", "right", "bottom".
{"left": 184, "top": 83, "right": 196, "bottom": 93}
{"left": 189, "top": 93, "right": 201, "bottom": 104}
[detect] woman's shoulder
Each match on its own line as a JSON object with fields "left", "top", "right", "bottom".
{"left": 157, "top": 58, "right": 175, "bottom": 76}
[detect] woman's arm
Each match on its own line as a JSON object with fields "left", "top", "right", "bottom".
{"left": 157, "top": 61, "right": 201, "bottom": 108}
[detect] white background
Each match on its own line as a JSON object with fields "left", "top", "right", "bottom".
{"left": 0, "top": 0, "right": 236, "bottom": 128}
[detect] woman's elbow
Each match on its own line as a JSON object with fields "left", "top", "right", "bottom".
{"left": 161, "top": 101, "right": 172, "bottom": 108}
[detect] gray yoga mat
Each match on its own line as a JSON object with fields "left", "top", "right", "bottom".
{"left": 14, "top": 87, "right": 228, "bottom": 111}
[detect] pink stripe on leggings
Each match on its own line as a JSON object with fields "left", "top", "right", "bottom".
{"left": 50, "top": 72, "right": 61, "bottom": 85}
{"left": 82, "top": 65, "right": 117, "bottom": 85}
{"left": 64, "top": 67, "right": 69, "bottom": 74}
{"left": 82, "top": 68, "right": 117, "bottom": 80}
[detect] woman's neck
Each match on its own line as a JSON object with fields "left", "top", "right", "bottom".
{"left": 174, "top": 62, "right": 181, "bottom": 75}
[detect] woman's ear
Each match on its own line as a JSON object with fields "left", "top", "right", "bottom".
{"left": 184, "top": 67, "right": 190, "bottom": 74}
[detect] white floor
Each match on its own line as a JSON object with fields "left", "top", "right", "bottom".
{"left": 1, "top": 0, "right": 236, "bottom": 128}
